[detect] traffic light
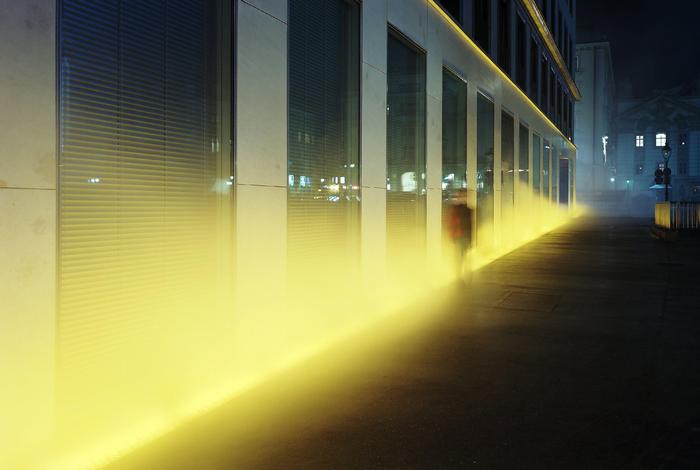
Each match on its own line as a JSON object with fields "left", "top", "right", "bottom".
{"left": 655, "top": 168, "right": 663, "bottom": 186}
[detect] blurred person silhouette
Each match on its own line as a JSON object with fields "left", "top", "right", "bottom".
{"left": 446, "top": 188, "right": 474, "bottom": 281}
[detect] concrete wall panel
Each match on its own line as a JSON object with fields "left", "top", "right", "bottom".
{"left": 236, "top": 1, "right": 288, "bottom": 187}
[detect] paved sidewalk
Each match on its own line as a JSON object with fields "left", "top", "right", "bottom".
{"left": 107, "top": 217, "right": 700, "bottom": 469}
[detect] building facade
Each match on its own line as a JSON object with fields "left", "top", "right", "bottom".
{"left": 574, "top": 41, "right": 615, "bottom": 197}
{"left": 0, "top": 0, "right": 578, "bottom": 465}
{"left": 615, "top": 91, "right": 700, "bottom": 215}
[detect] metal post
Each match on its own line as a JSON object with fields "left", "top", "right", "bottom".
{"left": 662, "top": 141, "right": 672, "bottom": 203}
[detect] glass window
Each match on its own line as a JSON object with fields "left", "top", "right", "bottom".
{"left": 498, "top": 0, "right": 511, "bottom": 73}
{"left": 288, "top": 0, "right": 360, "bottom": 263}
{"left": 541, "top": 56, "right": 548, "bottom": 113}
{"left": 439, "top": 0, "right": 462, "bottom": 22}
{"left": 477, "top": 93, "right": 495, "bottom": 247}
{"left": 559, "top": 158, "right": 570, "bottom": 206}
{"left": 474, "top": 0, "right": 491, "bottom": 52}
{"left": 656, "top": 133, "right": 667, "bottom": 147}
{"left": 532, "top": 134, "right": 541, "bottom": 194}
{"left": 442, "top": 68, "right": 468, "bottom": 245}
{"left": 442, "top": 68, "right": 468, "bottom": 194}
{"left": 516, "top": 15, "right": 527, "bottom": 90}
{"left": 519, "top": 123, "right": 529, "bottom": 185}
{"left": 551, "top": 147, "right": 559, "bottom": 203}
{"left": 530, "top": 37, "right": 538, "bottom": 102}
{"left": 543, "top": 140, "right": 551, "bottom": 199}
{"left": 549, "top": 68, "right": 556, "bottom": 119}
{"left": 501, "top": 111, "right": 515, "bottom": 228}
{"left": 58, "top": 0, "right": 223, "bottom": 426}
{"left": 635, "top": 135, "right": 644, "bottom": 147}
{"left": 387, "top": 29, "right": 427, "bottom": 260}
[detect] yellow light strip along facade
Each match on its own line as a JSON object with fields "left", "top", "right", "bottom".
{"left": 427, "top": 0, "right": 577, "bottom": 146}
{"left": 520, "top": 0, "right": 582, "bottom": 101}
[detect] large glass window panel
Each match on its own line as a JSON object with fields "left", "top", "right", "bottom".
{"left": 552, "top": 150, "right": 558, "bottom": 200}
{"left": 530, "top": 37, "right": 538, "bottom": 102}
{"left": 501, "top": 111, "right": 515, "bottom": 229}
{"left": 516, "top": 15, "right": 527, "bottom": 89}
{"left": 532, "top": 134, "right": 541, "bottom": 195}
{"left": 474, "top": 0, "right": 491, "bottom": 52}
{"left": 541, "top": 56, "right": 548, "bottom": 113}
{"left": 559, "top": 158, "right": 570, "bottom": 206}
{"left": 497, "top": 0, "right": 511, "bottom": 73}
{"left": 519, "top": 123, "right": 529, "bottom": 185}
{"left": 549, "top": 69, "right": 556, "bottom": 119}
{"left": 387, "top": 29, "right": 427, "bottom": 261}
{"left": 442, "top": 69, "right": 468, "bottom": 197}
{"left": 476, "top": 93, "right": 495, "bottom": 248}
{"left": 58, "top": 0, "right": 223, "bottom": 435}
{"left": 288, "top": 0, "right": 360, "bottom": 264}
{"left": 543, "top": 140, "right": 551, "bottom": 199}
{"left": 442, "top": 68, "right": 468, "bottom": 245}
{"left": 439, "top": 0, "right": 462, "bottom": 22}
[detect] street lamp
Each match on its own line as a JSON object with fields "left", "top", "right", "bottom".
{"left": 662, "top": 141, "right": 672, "bottom": 202}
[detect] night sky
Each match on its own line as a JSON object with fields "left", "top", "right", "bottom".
{"left": 578, "top": 1, "right": 700, "bottom": 98}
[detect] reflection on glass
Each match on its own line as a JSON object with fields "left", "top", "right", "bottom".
{"left": 288, "top": 0, "right": 360, "bottom": 262}
{"left": 543, "top": 140, "right": 551, "bottom": 199}
{"left": 442, "top": 68, "right": 468, "bottom": 235}
{"left": 519, "top": 123, "right": 529, "bottom": 185}
{"left": 476, "top": 93, "right": 494, "bottom": 248}
{"left": 551, "top": 149, "right": 559, "bottom": 204}
{"left": 501, "top": 111, "right": 515, "bottom": 229}
{"left": 559, "top": 158, "right": 570, "bottom": 206}
{"left": 532, "top": 134, "right": 541, "bottom": 195}
{"left": 386, "top": 29, "right": 426, "bottom": 260}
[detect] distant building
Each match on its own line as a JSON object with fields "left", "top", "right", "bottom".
{"left": 615, "top": 91, "right": 700, "bottom": 214}
{"left": 574, "top": 41, "right": 616, "bottom": 197}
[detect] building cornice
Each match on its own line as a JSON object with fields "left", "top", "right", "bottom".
{"left": 428, "top": 0, "right": 576, "bottom": 146}
{"left": 520, "top": 0, "right": 582, "bottom": 101}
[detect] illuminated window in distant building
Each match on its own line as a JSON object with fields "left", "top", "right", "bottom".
{"left": 635, "top": 135, "right": 644, "bottom": 147}
{"left": 656, "top": 133, "right": 667, "bottom": 147}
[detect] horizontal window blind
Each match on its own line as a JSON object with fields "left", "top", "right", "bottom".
{"left": 287, "top": 0, "right": 360, "bottom": 266}
{"left": 58, "top": 0, "right": 220, "bottom": 411}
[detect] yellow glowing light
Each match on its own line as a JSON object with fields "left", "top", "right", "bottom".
{"left": 1, "top": 7, "right": 581, "bottom": 469}
{"left": 427, "top": 0, "right": 578, "bottom": 148}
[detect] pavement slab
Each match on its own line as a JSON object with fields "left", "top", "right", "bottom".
{"left": 105, "top": 217, "right": 700, "bottom": 470}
